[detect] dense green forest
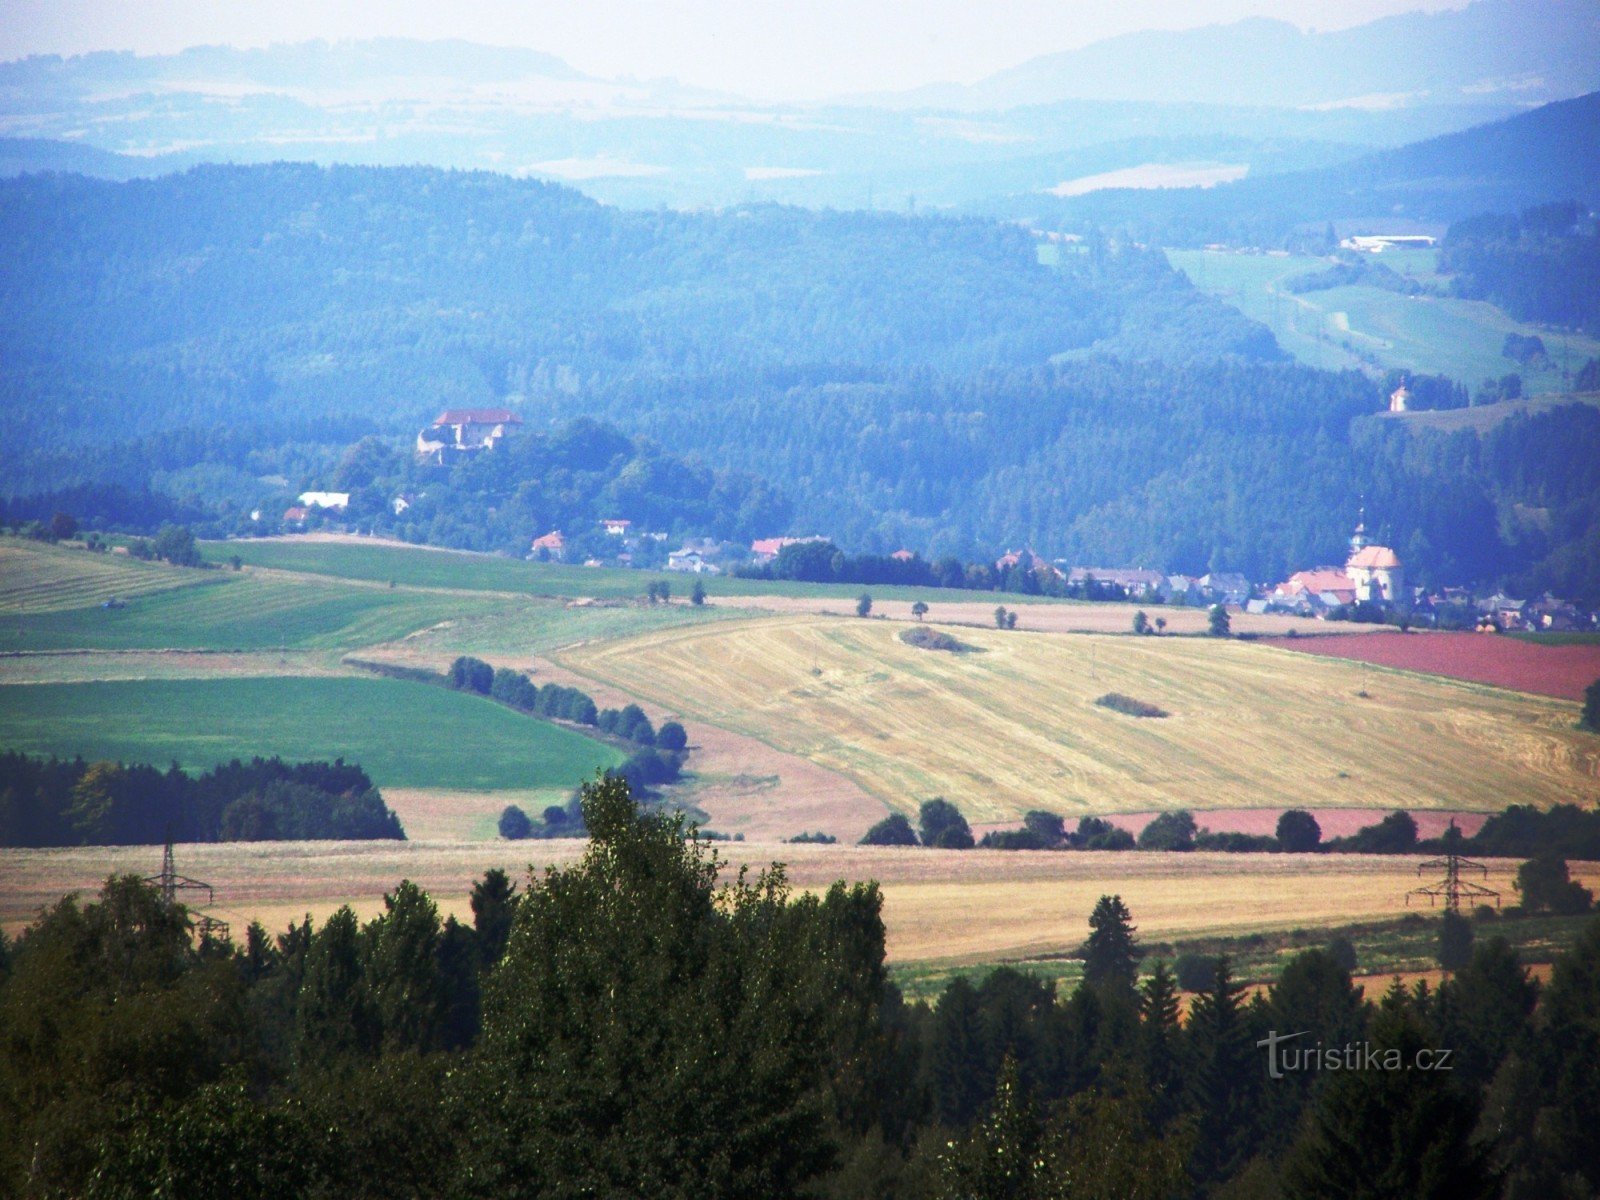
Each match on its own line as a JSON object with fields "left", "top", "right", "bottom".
{"left": 1440, "top": 202, "right": 1600, "bottom": 335}
{"left": 3, "top": 775, "right": 1599, "bottom": 1198}
{"left": 0, "top": 752, "right": 404, "bottom": 846}
{"left": 3, "top": 164, "right": 1598, "bottom": 594}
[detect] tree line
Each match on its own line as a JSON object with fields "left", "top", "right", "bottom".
{"left": 0, "top": 751, "right": 404, "bottom": 847}
{"left": 3, "top": 775, "right": 1599, "bottom": 1197}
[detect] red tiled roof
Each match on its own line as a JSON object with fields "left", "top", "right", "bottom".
{"left": 1281, "top": 567, "right": 1353, "bottom": 596}
{"left": 283, "top": 506, "right": 310, "bottom": 522}
{"left": 1348, "top": 545, "right": 1402, "bottom": 570}
{"left": 531, "top": 530, "right": 565, "bottom": 549}
{"left": 434, "top": 408, "right": 521, "bottom": 426}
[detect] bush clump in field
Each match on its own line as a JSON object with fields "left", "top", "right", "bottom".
{"left": 598, "top": 703, "right": 656, "bottom": 746}
{"left": 498, "top": 805, "right": 532, "bottom": 840}
{"left": 1070, "top": 815, "right": 1136, "bottom": 850}
{"left": 787, "top": 831, "right": 837, "bottom": 844}
{"left": 860, "top": 812, "right": 917, "bottom": 845}
{"left": 919, "top": 797, "right": 974, "bottom": 849}
{"left": 1139, "top": 810, "right": 1197, "bottom": 852}
{"left": 1516, "top": 855, "right": 1594, "bottom": 915}
{"left": 450, "top": 656, "right": 494, "bottom": 694}
{"left": 899, "top": 626, "right": 975, "bottom": 653}
{"left": 1095, "top": 692, "right": 1169, "bottom": 718}
{"left": 979, "top": 809, "right": 1068, "bottom": 850}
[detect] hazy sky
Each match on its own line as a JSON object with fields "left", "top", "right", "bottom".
{"left": 0, "top": 0, "right": 1475, "bottom": 100}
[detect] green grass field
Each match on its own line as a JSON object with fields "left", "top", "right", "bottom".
{"left": 202, "top": 539, "right": 1077, "bottom": 607}
{"left": 0, "top": 573, "right": 508, "bottom": 653}
{"left": 1167, "top": 249, "right": 1600, "bottom": 389}
{"left": 0, "top": 675, "right": 621, "bottom": 791}
{"left": 0, "top": 539, "right": 212, "bottom": 613}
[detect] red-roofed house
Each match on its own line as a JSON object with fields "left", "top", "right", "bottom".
{"left": 530, "top": 530, "right": 566, "bottom": 562}
{"left": 892, "top": 549, "right": 915, "bottom": 562}
{"left": 1275, "top": 568, "right": 1357, "bottom": 608}
{"left": 282, "top": 506, "right": 311, "bottom": 527}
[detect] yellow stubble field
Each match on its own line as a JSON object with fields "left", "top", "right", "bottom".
{"left": 10, "top": 840, "right": 1580, "bottom": 966}
{"left": 555, "top": 615, "right": 1600, "bottom": 825}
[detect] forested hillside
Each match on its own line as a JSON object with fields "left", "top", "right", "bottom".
{"left": 3, "top": 164, "right": 1597, "bottom": 594}
{"left": 1441, "top": 202, "right": 1600, "bottom": 334}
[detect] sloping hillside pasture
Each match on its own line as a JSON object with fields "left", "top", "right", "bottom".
{"left": 201, "top": 536, "right": 1078, "bottom": 606}
{"left": 0, "top": 539, "right": 212, "bottom": 612}
{"left": 7, "top": 839, "right": 1592, "bottom": 969}
{"left": 0, "top": 676, "right": 622, "bottom": 793}
{"left": 0, "top": 570, "right": 508, "bottom": 653}
{"left": 558, "top": 616, "right": 1600, "bottom": 825}
{"left": 1167, "top": 248, "right": 1600, "bottom": 386}
{"left": 394, "top": 595, "right": 747, "bottom": 658}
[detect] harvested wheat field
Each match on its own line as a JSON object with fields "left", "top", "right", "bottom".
{"left": 7, "top": 842, "right": 1590, "bottom": 965}
{"left": 1262, "top": 630, "right": 1600, "bottom": 702}
{"left": 557, "top": 615, "right": 1600, "bottom": 826}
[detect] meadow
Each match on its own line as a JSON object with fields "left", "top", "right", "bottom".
{"left": 0, "top": 570, "right": 509, "bottom": 653}
{"left": 0, "top": 675, "right": 621, "bottom": 793}
{"left": 1166, "top": 248, "right": 1600, "bottom": 389}
{"left": 558, "top": 615, "right": 1600, "bottom": 826}
{"left": 201, "top": 537, "right": 1077, "bottom": 607}
{"left": 0, "top": 540, "right": 210, "bottom": 613}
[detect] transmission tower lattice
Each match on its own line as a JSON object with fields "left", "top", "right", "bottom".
{"left": 144, "top": 836, "right": 229, "bottom": 943}
{"left": 1406, "top": 822, "right": 1499, "bottom": 913}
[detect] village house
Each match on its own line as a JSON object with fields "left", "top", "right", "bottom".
{"left": 666, "top": 549, "right": 721, "bottom": 575}
{"left": 416, "top": 408, "right": 522, "bottom": 464}
{"left": 601, "top": 519, "right": 632, "bottom": 537}
{"left": 282, "top": 505, "right": 311, "bottom": 528}
{"left": 530, "top": 530, "right": 566, "bottom": 562}
{"left": 1066, "top": 566, "right": 1162, "bottom": 595}
{"left": 1198, "top": 572, "right": 1252, "bottom": 604}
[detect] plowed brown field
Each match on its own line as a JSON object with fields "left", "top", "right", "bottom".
{"left": 1261, "top": 631, "right": 1600, "bottom": 701}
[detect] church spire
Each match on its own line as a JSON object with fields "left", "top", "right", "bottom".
{"left": 1350, "top": 499, "right": 1369, "bottom": 553}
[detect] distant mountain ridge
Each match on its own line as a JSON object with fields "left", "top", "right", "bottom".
{"left": 882, "top": 0, "right": 1600, "bottom": 112}
{"left": 1005, "top": 90, "right": 1600, "bottom": 241}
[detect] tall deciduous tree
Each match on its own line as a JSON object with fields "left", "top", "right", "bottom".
{"left": 466, "top": 774, "right": 886, "bottom": 1197}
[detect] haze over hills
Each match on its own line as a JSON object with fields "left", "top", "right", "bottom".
{"left": 882, "top": 0, "right": 1600, "bottom": 112}
{"left": 1001, "top": 89, "right": 1600, "bottom": 239}
{"left": 3, "top": 1, "right": 1593, "bottom": 210}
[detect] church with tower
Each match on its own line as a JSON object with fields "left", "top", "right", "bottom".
{"left": 1270, "top": 509, "right": 1405, "bottom": 611}
{"left": 1344, "top": 512, "right": 1404, "bottom": 603}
